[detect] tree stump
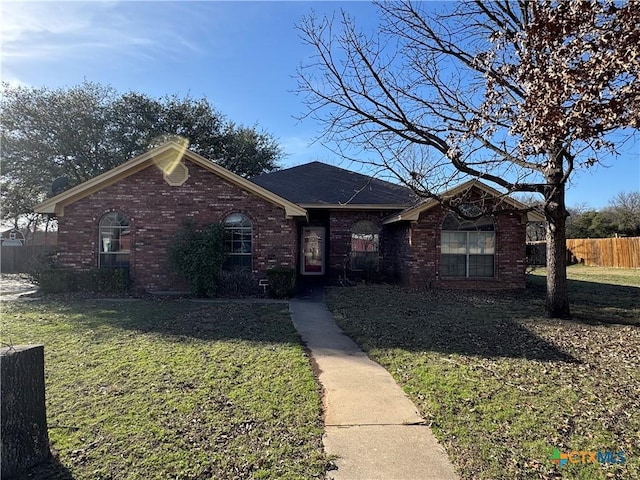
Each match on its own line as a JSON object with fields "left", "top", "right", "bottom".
{"left": 1, "top": 345, "right": 50, "bottom": 479}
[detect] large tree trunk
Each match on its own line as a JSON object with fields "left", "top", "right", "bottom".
{"left": 544, "top": 156, "right": 571, "bottom": 319}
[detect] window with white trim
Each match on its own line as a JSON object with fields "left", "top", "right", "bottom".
{"left": 441, "top": 212, "right": 495, "bottom": 277}
{"left": 99, "top": 212, "right": 130, "bottom": 269}
{"left": 223, "top": 213, "right": 252, "bottom": 270}
{"left": 351, "top": 220, "right": 380, "bottom": 271}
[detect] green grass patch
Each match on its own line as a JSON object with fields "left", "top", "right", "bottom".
{"left": 326, "top": 267, "right": 640, "bottom": 479}
{"left": 528, "top": 264, "right": 640, "bottom": 325}
{"left": 1, "top": 299, "right": 327, "bottom": 479}
{"left": 552, "top": 264, "right": 640, "bottom": 287}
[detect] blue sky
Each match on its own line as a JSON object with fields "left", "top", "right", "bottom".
{"left": 2, "top": 1, "right": 638, "bottom": 209}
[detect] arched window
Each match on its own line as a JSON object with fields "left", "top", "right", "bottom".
{"left": 99, "top": 212, "right": 130, "bottom": 269}
{"left": 351, "top": 220, "right": 380, "bottom": 271}
{"left": 223, "top": 213, "right": 252, "bottom": 270}
{"left": 441, "top": 211, "right": 495, "bottom": 277}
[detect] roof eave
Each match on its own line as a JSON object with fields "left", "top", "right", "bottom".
{"left": 382, "top": 180, "right": 546, "bottom": 225}
{"left": 34, "top": 142, "right": 183, "bottom": 216}
{"left": 34, "top": 161, "right": 153, "bottom": 216}
{"left": 33, "top": 142, "right": 308, "bottom": 220}
{"left": 526, "top": 210, "right": 545, "bottom": 222}
{"left": 298, "top": 203, "right": 408, "bottom": 210}
{"left": 382, "top": 211, "right": 420, "bottom": 225}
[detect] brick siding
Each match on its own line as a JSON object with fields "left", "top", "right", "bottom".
{"left": 395, "top": 204, "right": 527, "bottom": 289}
{"left": 303, "top": 204, "right": 525, "bottom": 289}
{"left": 56, "top": 159, "right": 297, "bottom": 290}
{"left": 56, "top": 162, "right": 527, "bottom": 291}
{"left": 326, "top": 210, "right": 391, "bottom": 279}
{"left": 380, "top": 223, "right": 412, "bottom": 283}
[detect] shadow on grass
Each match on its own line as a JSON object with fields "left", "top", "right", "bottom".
{"left": 527, "top": 274, "right": 640, "bottom": 326}
{"left": 27, "top": 299, "right": 299, "bottom": 346}
{"left": 13, "top": 454, "right": 74, "bottom": 480}
{"left": 327, "top": 286, "right": 581, "bottom": 363}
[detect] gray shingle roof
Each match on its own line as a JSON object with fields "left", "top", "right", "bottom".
{"left": 250, "top": 161, "right": 416, "bottom": 206}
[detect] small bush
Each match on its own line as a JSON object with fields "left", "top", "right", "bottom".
{"left": 30, "top": 268, "right": 131, "bottom": 294}
{"left": 27, "top": 251, "right": 76, "bottom": 293}
{"left": 27, "top": 251, "right": 59, "bottom": 284}
{"left": 352, "top": 261, "right": 382, "bottom": 283}
{"left": 266, "top": 267, "right": 296, "bottom": 299}
{"left": 218, "top": 268, "right": 257, "bottom": 297}
{"left": 167, "top": 220, "right": 227, "bottom": 297}
{"left": 38, "top": 268, "right": 77, "bottom": 293}
{"left": 27, "top": 254, "right": 131, "bottom": 294}
{"left": 88, "top": 268, "right": 131, "bottom": 293}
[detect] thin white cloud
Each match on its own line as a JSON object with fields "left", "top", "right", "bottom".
{"left": 1, "top": 2, "right": 91, "bottom": 41}
{"left": 0, "top": 73, "right": 30, "bottom": 88}
{"left": 281, "top": 135, "right": 312, "bottom": 156}
{"left": 0, "top": 1, "right": 204, "bottom": 65}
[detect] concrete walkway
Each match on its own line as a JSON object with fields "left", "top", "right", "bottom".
{"left": 290, "top": 289, "right": 459, "bottom": 480}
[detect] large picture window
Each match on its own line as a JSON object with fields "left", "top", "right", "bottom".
{"left": 351, "top": 220, "right": 380, "bottom": 271}
{"left": 99, "top": 212, "right": 130, "bottom": 269}
{"left": 441, "top": 212, "right": 495, "bottom": 278}
{"left": 223, "top": 213, "right": 252, "bottom": 270}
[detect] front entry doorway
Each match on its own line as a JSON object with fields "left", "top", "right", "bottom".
{"left": 301, "top": 227, "right": 325, "bottom": 275}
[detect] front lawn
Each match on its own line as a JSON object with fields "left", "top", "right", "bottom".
{"left": 1, "top": 299, "right": 327, "bottom": 479}
{"left": 528, "top": 264, "right": 640, "bottom": 326}
{"left": 326, "top": 266, "right": 640, "bottom": 479}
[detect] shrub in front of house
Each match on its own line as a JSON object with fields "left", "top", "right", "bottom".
{"left": 89, "top": 268, "right": 130, "bottom": 293}
{"left": 266, "top": 267, "right": 296, "bottom": 298}
{"left": 350, "top": 255, "right": 383, "bottom": 283}
{"left": 167, "top": 220, "right": 227, "bottom": 297}
{"left": 28, "top": 251, "right": 74, "bottom": 293}
{"left": 218, "top": 268, "right": 258, "bottom": 297}
{"left": 29, "top": 251, "right": 130, "bottom": 294}
{"left": 30, "top": 266, "right": 130, "bottom": 295}
{"left": 28, "top": 251, "right": 57, "bottom": 284}
{"left": 36, "top": 268, "right": 77, "bottom": 294}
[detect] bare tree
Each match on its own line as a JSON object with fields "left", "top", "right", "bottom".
{"left": 296, "top": 0, "right": 639, "bottom": 318}
{"left": 608, "top": 191, "right": 640, "bottom": 236}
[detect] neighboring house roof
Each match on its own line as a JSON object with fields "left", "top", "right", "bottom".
{"left": 0, "top": 228, "right": 56, "bottom": 245}
{"left": 33, "top": 142, "right": 308, "bottom": 219}
{"left": 383, "top": 179, "right": 546, "bottom": 224}
{"left": 0, "top": 227, "right": 21, "bottom": 235}
{"left": 251, "top": 161, "right": 417, "bottom": 208}
{"left": 0, "top": 227, "right": 25, "bottom": 246}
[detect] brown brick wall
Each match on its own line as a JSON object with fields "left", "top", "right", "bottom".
{"left": 396, "top": 204, "right": 527, "bottom": 289}
{"left": 326, "top": 210, "right": 391, "bottom": 279}
{"left": 309, "top": 204, "right": 526, "bottom": 289}
{"left": 380, "top": 223, "right": 411, "bottom": 282}
{"left": 56, "top": 163, "right": 528, "bottom": 291}
{"left": 57, "top": 160, "right": 297, "bottom": 290}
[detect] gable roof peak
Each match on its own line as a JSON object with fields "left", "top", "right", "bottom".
{"left": 382, "top": 178, "right": 545, "bottom": 224}
{"left": 33, "top": 142, "right": 307, "bottom": 219}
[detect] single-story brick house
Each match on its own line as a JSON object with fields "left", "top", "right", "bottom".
{"left": 35, "top": 142, "right": 543, "bottom": 291}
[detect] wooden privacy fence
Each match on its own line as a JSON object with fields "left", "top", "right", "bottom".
{"left": 527, "top": 237, "right": 640, "bottom": 268}
{"left": 0, "top": 245, "right": 56, "bottom": 273}
{"left": 567, "top": 237, "right": 640, "bottom": 269}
